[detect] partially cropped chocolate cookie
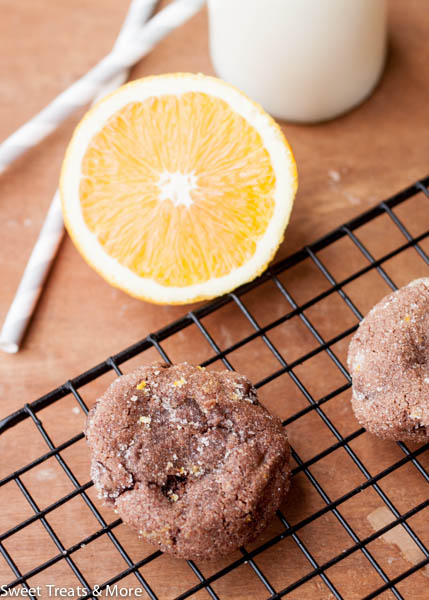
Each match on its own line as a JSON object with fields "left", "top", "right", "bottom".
{"left": 86, "top": 362, "right": 291, "bottom": 560}
{"left": 348, "top": 278, "right": 429, "bottom": 442}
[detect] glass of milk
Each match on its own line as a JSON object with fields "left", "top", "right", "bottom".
{"left": 208, "top": 0, "right": 387, "bottom": 123}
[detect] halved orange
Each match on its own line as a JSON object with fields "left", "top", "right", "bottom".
{"left": 60, "top": 73, "right": 297, "bottom": 304}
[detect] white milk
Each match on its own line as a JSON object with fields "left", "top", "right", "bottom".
{"left": 208, "top": 0, "right": 387, "bottom": 122}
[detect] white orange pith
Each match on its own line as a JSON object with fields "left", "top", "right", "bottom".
{"left": 60, "top": 74, "right": 297, "bottom": 304}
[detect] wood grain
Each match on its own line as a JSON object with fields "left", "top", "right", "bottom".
{"left": 0, "top": 1, "right": 428, "bottom": 598}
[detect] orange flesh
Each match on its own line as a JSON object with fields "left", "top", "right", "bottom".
{"left": 79, "top": 92, "right": 276, "bottom": 287}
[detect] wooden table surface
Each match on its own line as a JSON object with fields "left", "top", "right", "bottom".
{"left": 0, "top": 1, "right": 428, "bottom": 599}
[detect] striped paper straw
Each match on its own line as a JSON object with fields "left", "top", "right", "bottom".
{"left": 0, "top": 0, "right": 158, "bottom": 354}
{"left": 0, "top": 0, "right": 205, "bottom": 175}
{"left": 0, "top": 192, "right": 64, "bottom": 354}
{"left": 0, "top": 0, "right": 205, "bottom": 353}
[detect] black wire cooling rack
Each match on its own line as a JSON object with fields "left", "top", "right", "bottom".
{"left": 1, "top": 177, "right": 428, "bottom": 600}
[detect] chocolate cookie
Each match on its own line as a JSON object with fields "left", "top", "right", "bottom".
{"left": 86, "top": 362, "right": 291, "bottom": 560}
{"left": 348, "top": 278, "right": 429, "bottom": 442}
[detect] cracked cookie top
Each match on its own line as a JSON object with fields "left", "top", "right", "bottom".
{"left": 85, "top": 362, "right": 291, "bottom": 560}
{"left": 348, "top": 278, "right": 429, "bottom": 442}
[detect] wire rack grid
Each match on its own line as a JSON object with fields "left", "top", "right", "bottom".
{"left": 0, "top": 177, "right": 428, "bottom": 599}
